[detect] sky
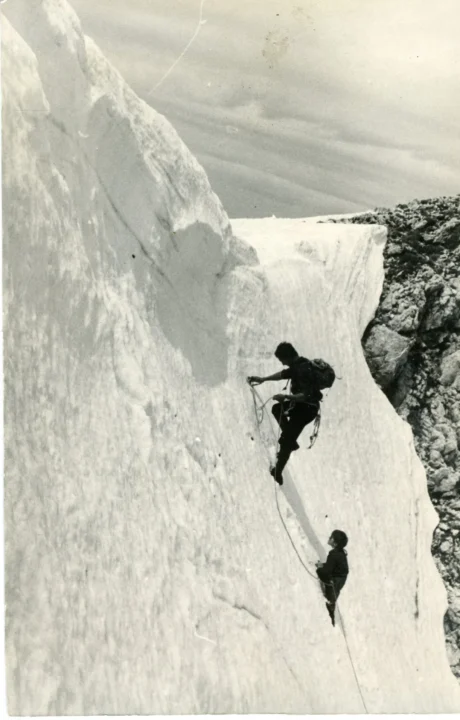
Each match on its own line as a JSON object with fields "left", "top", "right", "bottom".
{"left": 69, "top": 0, "right": 460, "bottom": 218}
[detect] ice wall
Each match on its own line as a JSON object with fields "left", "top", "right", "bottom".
{"left": 3, "top": 0, "right": 460, "bottom": 714}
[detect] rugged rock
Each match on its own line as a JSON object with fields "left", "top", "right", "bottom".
{"left": 328, "top": 195, "right": 460, "bottom": 680}
{"left": 363, "top": 325, "right": 412, "bottom": 388}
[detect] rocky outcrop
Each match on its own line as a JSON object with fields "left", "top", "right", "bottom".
{"left": 364, "top": 325, "right": 412, "bottom": 388}
{"left": 327, "top": 195, "right": 460, "bottom": 678}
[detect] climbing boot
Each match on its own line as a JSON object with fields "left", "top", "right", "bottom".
{"left": 270, "top": 466, "right": 283, "bottom": 486}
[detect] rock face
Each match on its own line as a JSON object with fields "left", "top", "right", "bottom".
{"left": 328, "top": 196, "right": 460, "bottom": 678}
{"left": 364, "top": 324, "right": 412, "bottom": 388}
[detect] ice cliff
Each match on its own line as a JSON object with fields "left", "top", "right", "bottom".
{"left": 3, "top": 0, "right": 460, "bottom": 714}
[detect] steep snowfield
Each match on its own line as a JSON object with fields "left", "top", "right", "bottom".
{"left": 3, "top": 0, "right": 460, "bottom": 715}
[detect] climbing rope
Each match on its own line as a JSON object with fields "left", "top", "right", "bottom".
{"left": 247, "top": 380, "right": 369, "bottom": 714}
{"left": 336, "top": 603, "right": 369, "bottom": 714}
{"left": 307, "top": 406, "right": 321, "bottom": 449}
{"left": 248, "top": 382, "right": 319, "bottom": 581}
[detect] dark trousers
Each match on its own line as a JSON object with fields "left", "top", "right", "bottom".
{"left": 271, "top": 401, "right": 318, "bottom": 474}
{"left": 322, "top": 576, "right": 347, "bottom": 625}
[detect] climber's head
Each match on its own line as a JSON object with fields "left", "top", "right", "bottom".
{"left": 275, "top": 342, "right": 298, "bottom": 367}
{"left": 329, "top": 530, "right": 348, "bottom": 550}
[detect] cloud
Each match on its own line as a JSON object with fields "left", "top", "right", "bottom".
{"left": 154, "top": 95, "right": 458, "bottom": 217}
{"left": 70, "top": 0, "right": 460, "bottom": 215}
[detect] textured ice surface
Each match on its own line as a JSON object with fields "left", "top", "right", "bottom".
{"left": 3, "top": 0, "right": 460, "bottom": 714}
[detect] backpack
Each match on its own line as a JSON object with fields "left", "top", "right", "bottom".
{"left": 310, "top": 358, "right": 336, "bottom": 390}
{"left": 292, "top": 357, "right": 335, "bottom": 400}
{"left": 295, "top": 358, "right": 335, "bottom": 396}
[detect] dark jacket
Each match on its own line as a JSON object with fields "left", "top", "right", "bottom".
{"left": 280, "top": 356, "right": 323, "bottom": 403}
{"left": 316, "top": 548, "right": 349, "bottom": 583}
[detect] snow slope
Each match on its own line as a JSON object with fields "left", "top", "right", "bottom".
{"left": 3, "top": 0, "right": 460, "bottom": 714}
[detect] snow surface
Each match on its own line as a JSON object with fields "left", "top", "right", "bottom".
{"left": 3, "top": 0, "right": 460, "bottom": 714}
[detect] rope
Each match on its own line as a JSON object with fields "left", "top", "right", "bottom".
{"left": 307, "top": 406, "right": 321, "bottom": 449}
{"left": 248, "top": 382, "right": 319, "bottom": 580}
{"left": 336, "top": 604, "right": 369, "bottom": 714}
{"left": 247, "top": 380, "right": 369, "bottom": 714}
{"left": 274, "top": 490, "right": 322, "bottom": 581}
{"left": 248, "top": 382, "right": 323, "bottom": 581}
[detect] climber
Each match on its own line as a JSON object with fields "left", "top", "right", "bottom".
{"left": 248, "top": 342, "right": 335, "bottom": 485}
{"left": 316, "top": 530, "right": 349, "bottom": 627}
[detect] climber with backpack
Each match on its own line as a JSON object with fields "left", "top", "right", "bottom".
{"left": 247, "top": 342, "right": 335, "bottom": 485}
